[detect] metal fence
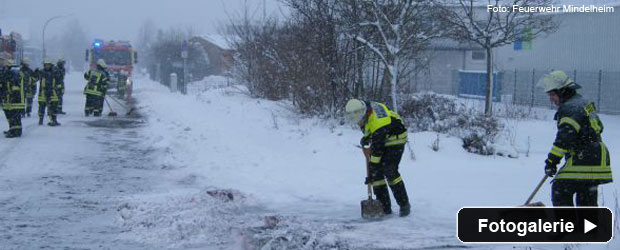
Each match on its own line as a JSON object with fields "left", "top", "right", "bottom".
{"left": 418, "top": 69, "right": 620, "bottom": 115}
{"left": 503, "top": 69, "right": 620, "bottom": 115}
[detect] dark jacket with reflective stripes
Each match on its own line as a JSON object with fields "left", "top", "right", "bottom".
{"left": 547, "top": 94, "right": 612, "bottom": 183}
{"left": 83, "top": 69, "right": 109, "bottom": 97}
{"left": 55, "top": 65, "right": 65, "bottom": 95}
{"left": 20, "top": 67, "right": 37, "bottom": 98}
{"left": 2, "top": 68, "right": 25, "bottom": 110}
{"left": 361, "top": 102, "right": 408, "bottom": 166}
{"left": 35, "top": 68, "right": 60, "bottom": 102}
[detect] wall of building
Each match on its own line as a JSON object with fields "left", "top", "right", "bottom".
{"left": 495, "top": 11, "right": 620, "bottom": 72}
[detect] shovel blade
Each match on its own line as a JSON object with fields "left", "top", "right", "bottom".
{"left": 361, "top": 198, "right": 385, "bottom": 219}
{"left": 522, "top": 201, "right": 546, "bottom": 207}
{"left": 126, "top": 108, "right": 136, "bottom": 116}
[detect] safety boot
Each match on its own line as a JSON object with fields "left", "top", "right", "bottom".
{"left": 48, "top": 117, "right": 61, "bottom": 126}
{"left": 373, "top": 185, "right": 392, "bottom": 214}
{"left": 399, "top": 204, "right": 411, "bottom": 217}
{"left": 389, "top": 181, "right": 411, "bottom": 217}
{"left": 38, "top": 117, "right": 43, "bottom": 125}
{"left": 5, "top": 133, "right": 18, "bottom": 138}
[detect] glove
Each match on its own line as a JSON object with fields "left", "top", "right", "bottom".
{"left": 360, "top": 137, "right": 370, "bottom": 147}
{"left": 364, "top": 177, "right": 371, "bottom": 185}
{"left": 545, "top": 159, "right": 557, "bottom": 177}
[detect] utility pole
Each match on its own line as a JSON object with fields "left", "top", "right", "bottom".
{"left": 181, "top": 40, "right": 188, "bottom": 95}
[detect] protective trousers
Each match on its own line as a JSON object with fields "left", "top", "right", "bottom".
{"left": 96, "top": 96, "right": 104, "bottom": 116}
{"left": 4, "top": 109, "right": 22, "bottom": 136}
{"left": 85, "top": 94, "right": 102, "bottom": 116}
{"left": 552, "top": 181, "right": 599, "bottom": 206}
{"left": 370, "top": 145, "right": 410, "bottom": 213}
{"left": 38, "top": 101, "right": 58, "bottom": 122}
{"left": 26, "top": 97, "right": 34, "bottom": 115}
{"left": 58, "top": 93, "right": 64, "bottom": 112}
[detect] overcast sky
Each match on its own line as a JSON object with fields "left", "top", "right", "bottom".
{"left": 0, "top": 0, "right": 285, "bottom": 43}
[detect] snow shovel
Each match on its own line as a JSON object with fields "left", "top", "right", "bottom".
{"left": 522, "top": 175, "right": 548, "bottom": 207}
{"left": 108, "top": 95, "right": 136, "bottom": 115}
{"left": 104, "top": 97, "right": 118, "bottom": 117}
{"left": 361, "top": 147, "right": 385, "bottom": 219}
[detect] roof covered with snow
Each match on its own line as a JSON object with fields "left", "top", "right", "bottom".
{"left": 198, "top": 34, "right": 233, "bottom": 50}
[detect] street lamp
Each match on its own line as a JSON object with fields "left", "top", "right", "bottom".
{"left": 42, "top": 14, "right": 71, "bottom": 60}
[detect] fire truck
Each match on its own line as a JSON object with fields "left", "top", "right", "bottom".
{"left": 0, "top": 31, "right": 23, "bottom": 64}
{"left": 85, "top": 39, "right": 137, "bottom": 98}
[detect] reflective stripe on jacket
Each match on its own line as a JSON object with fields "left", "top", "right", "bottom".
{"left": 548, "top": 94, "right": 612, "bottom": 183}
{"left": 37, "top": 69, "right": 59, "bottom": 102}
{"left": 362, "top": 101, "right": 408, "bottom": 164}
{"left": 3, "top": 69, "right": 25, "bottom": 110}
{"left": 83, "top": 70, "right": 108, "bottom": 97}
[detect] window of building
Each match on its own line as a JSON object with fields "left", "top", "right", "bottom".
{"left": 471, "top": 51, "right": 486, "bottom": 61}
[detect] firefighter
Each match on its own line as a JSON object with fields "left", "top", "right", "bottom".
{"left": 345, "top": 99, "right": 411, "bottom": 216}
{"left": 20, "top": 58, "right": 37, "bottom": 117}
{"left": 117, "top": 70, "right": 128, "bottom": 99}
{"left": 539, "top": 70, "right": 612, "bottom": 206}
{"left": 83, "top": 59, "right": 109, "bottom": 117}
{"left": 1, "top": 59, "right": 25, "bottom": 137}
{"left": 35, "top": 59, "right": 61, "bottom": 126}
{"left": 56, "top": 58, "right": 66, "bottom": 114}
{"left": 0, "top": 58, "right": 7, "bottom": 130}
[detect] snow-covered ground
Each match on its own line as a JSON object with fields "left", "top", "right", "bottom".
{"left": 0, "top": 72, "right": 618, "bottom": 249}
{"left": 127, "top": 75, "right": 620, "bottom": 249}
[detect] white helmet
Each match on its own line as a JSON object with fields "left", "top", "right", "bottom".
{"left": 22, "top": 57, "right": 31, "bottom": 65}
{"left": 97, "top": 59, "right": 107, "bottom": 68}
{"left": 43, "top": 58, "right": 54, "bottom": 65}
{"left": 538, "top": 70, "right": 581, "bottom": 93}
{"left": 5, "top": 59, "right": 17, "bottom": 67}
{"left": 345, "top": 99, "right": 367, "bottom": 124}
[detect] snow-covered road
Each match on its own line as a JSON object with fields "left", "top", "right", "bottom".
{"left": 0, "top": 72, "right": 159, "bottom": 249}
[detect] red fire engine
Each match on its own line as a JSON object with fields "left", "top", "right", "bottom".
{"left": 85, "top": 39, "right": 137, "bottom": 98}
{"left": 0, "top": 31, "right": 23, "bottom": 64}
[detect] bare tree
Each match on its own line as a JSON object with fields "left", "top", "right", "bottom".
{"left": 59, "top": 19, "right": 89, "bottom": 71}
{"left": 341, "top": 0, "right": 440, "bottom": 112}
{"left": 145, "top": 27, "right": 208, "bottom": 85}
{"left": 136, "top": 19, "right": 157, "bottom": 69}
{"left": 284, "top": 0, "right": 348, "bottom": 114}
{"left": 437, "top": 0, "right": 558, "bottom": 116}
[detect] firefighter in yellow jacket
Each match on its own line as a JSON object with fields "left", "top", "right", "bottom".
{"left": 539, "top": 70, "right": 612, "bottom": 206}
{"left": 345, "top": 99, "right": 411, "bottom": 216}
{"left": 35, "top": 59, "right": 61, "bottom": 126}
{"left": 1, "top": 59, "right": 25, "bottom": 137}
{"left": 83, "top": 59, "right": 109, "bottom": 117}
{"left": 20, "top": 58, "right": 37, "bottom": 117}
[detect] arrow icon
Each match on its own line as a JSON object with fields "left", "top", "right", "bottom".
{"left": 584, "top": 219, "right": 597, "bottom": 234}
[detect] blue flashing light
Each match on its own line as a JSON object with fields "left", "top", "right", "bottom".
{"left": 93, "top": 39, "right": 104, "bottom": 48}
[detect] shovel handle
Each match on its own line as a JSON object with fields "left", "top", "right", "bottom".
{"left": 524, "top": 175, "right": 548, "bottom": 206}
{"left": 104, "top": 97, "right": 115, "bottom": 112}
{"left": 108, "top": 95, "right": 129, "bottom": 109}
{"left": 363, "top": 147, "right": 373, "bottom": 199}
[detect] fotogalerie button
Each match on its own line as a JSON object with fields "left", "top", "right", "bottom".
{"left": 457, "top": 207, "right": 613, "bottom": 243}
